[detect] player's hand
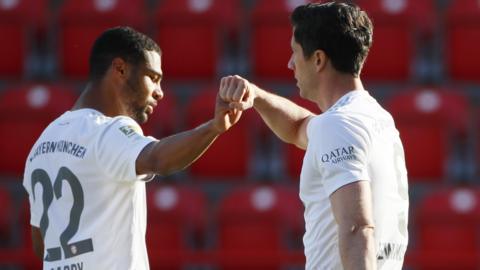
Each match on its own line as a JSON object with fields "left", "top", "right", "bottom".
{"left": 210, "top": 75, "right": 256, "bottom": 133}
{"left": 219, "top": 75, "right": 256, "bottom": 111}
{"left": 212, "top": 92, "right": 243, "bottom": 133}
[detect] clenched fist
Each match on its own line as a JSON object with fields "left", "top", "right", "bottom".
{"left": 219, "top": 75, "right": 256, "bottom": 111}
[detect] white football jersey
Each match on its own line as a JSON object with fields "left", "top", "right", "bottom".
{"left": 300, "top": 90, "right": 409, "bottom": 270}
{"left": 23, "top": 109, "right": 156, "bottom": 270}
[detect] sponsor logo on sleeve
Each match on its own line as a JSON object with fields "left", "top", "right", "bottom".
{"left": 320, "top": 146, "right": 357, "bottom": 164}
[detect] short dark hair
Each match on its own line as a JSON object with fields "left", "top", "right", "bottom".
{"left": 290, "top": 1, "right": 373, "bottom": 76}
{"left": 89, "top": 26, "right": 161, "bottom": 81}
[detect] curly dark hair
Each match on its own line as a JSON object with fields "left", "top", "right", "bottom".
{"left": 88, "top": 26, "right": 161, "bottom": 81}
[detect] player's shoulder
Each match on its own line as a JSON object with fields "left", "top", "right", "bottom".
{"left": 49, "top": 108, "right": 107, "bottom": 128}
{"left": 306, "top": 114, "right": 350, "bottom": 145}
{"left": 70, "top": 110, "right": 140, "bottom": 133}
{"left": 315, "top": 91, "right": 389, "bottom": 133}
{"left": 312, "top": 111, "right": 359, "bottom": 132}
{"left": 49, "top": 109, "right": 142, "bottom": 138}
{"left": 308, "top": 110, "right": 372, "bottom": 148}
{"left": 105, "top": 115, "right": 144, "bottom": 136}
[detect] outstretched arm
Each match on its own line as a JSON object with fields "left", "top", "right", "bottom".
{"left": 136, "top": 93, "right": 242, "bottom": 176}
{"left": 219, "top": 75, "right": 315, "bottom": 149}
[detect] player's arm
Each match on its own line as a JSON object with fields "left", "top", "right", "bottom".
{"left": 252, "top": 85, "right": 314, "bottom": 149}
{"left": 136, "top": 120, "right": 221, "bottom": 176}
{"left": 330, "top": 180, "right": 377, "bottom": 270}
{"left": 220, "top": 75, "right": 315, "bottom": 150}
{"left": 31, "top": 226, "right": 44, "bottom": 259}
{"left": 136, "top": 94, "right": 242, "bottom": 176}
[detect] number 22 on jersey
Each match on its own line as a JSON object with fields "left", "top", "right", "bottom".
{"left": 31, "top": 167, "right": 94, "bottom": 261}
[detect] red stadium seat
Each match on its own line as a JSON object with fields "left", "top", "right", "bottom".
{"left": 58, "top": 0, "right": 146, "bottom": 79}
{"left": 445, "top": 0, "right": 480, "bottom": 82}
{"left": 285, "top": 94, "right": 321, "bottom": 180}
{"left": 385, "top": 87, "right": 470, "bottom": 182}
{"left": 358, "top": 0, "right": 436, "bottom": 81}
{"left": 0, "top": 186, "right": 12, "bottom": 246}
{"left": 413, "top": 188, "right": 480, "bottom": 269}
{"left": 185, "top": 88, "right": 253, "bottom": 179}
{"left": 251, "top": 0, "right": 313, "bottom": 80}
{"left": 217, "top": 184, "right": 304, "bottom": 269}
{"left": 153, "top": 0, "right": 240, "bottom": 79}
{"left": 0, "top": 0, "right": 48, "bottom": 78}
{"left": 146, "top": 184, "right": 207, "bottom": 269}
{"left": 140, "top": 91, "right": 178, "bottom": 138}
{"left": 0, "top": 84, "right": 77, "bottom": 177}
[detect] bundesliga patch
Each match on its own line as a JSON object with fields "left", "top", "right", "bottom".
{"left": 119, "top": 125, "right": 138, "bottom": 137}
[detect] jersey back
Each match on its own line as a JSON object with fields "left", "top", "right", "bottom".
{"left": 23, "top": 109, "right": 156, "bottom": 270}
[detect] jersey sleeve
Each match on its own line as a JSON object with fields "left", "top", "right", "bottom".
{"left": 307, "top": 114, "right": 371, "bottom": 196}
{"left": 95, "top": 117, "right": 157, "bottom": 182}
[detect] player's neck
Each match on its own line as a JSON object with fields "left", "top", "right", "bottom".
{"left": 72, "top": 81, "right": 125, "bottom": 118}
{"left": 316, "top": 73, "right": 365, "bottom": 111}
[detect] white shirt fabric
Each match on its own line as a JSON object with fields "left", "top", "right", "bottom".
{"left": 23, "top": 109, "right": 156, "bottom": 270}
{"left": 299, "top": 90, "right": 409, "bottom": 270}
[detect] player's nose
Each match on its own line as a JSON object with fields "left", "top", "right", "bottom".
{"left": 288, "top": 55, "right": 295, "bottom": 70}
{"left": 152, "top": 88, "right": 163, "bottom": 101}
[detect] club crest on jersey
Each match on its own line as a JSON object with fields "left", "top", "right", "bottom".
{"left": 321, "top": 146, "right": 356, "bottom": 164}
{"left": 119, "top": 125, "right": 138, "bottom": 137}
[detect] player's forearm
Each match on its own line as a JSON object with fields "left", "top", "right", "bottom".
{"left": 148, "top": 120, "right": 220, "bottom": 176}
{"left": 31, "top": 226, "right": 44, "bottom": 259}
{"left": 338, "top": 225, "right": 377, "bottom": 270}
{"left": 252, "top": 85, "right": 314, "bottom": 149}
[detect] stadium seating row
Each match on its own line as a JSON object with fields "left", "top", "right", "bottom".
{"left": 1, "top": 184, "right": 480, "bottom": 269}
{"left": 1, "top": 0, "right": 480, "bottom": 81}
{"left": 0, "top": 83, "right": 476, "bottom": 183}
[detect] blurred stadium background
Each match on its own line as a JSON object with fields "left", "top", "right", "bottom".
{"left": 0, "top": 0, "right": 479, "bottom": 269}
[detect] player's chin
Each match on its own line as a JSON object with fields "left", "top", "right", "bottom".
{"left": 135, "top": 111, "right": 149, "bottom": 124}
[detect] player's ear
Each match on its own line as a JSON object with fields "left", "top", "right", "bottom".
{"left": 111, "top": 57, "right": 128, "bottom": 79}
{"left": 313, "top": 49, "right": 328, "bottom": 73}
